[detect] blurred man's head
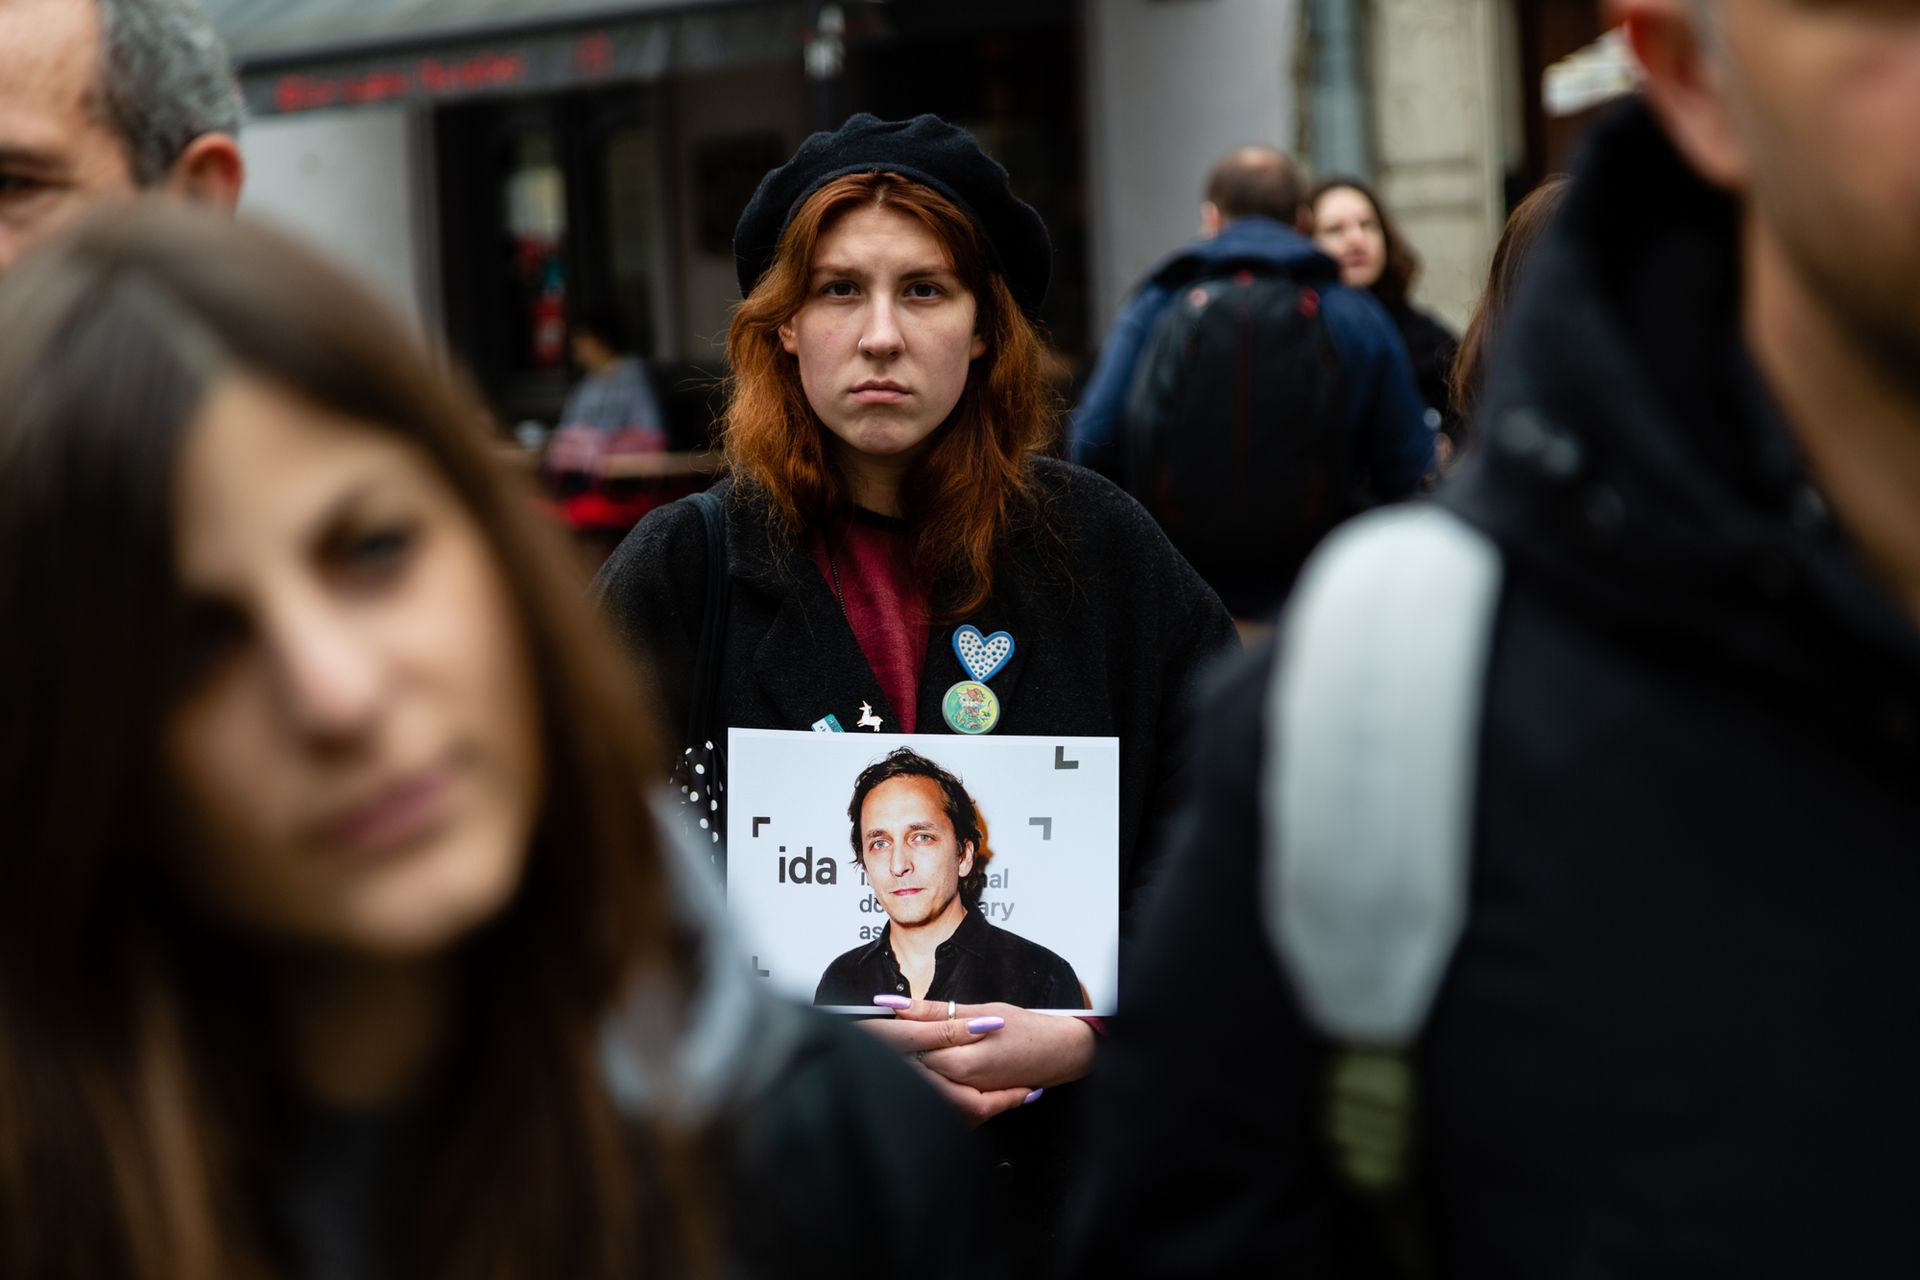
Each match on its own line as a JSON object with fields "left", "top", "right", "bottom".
{"left": 0, "top": 0, "right": 242, "bottom": 274}
{"left": 1621, "top": 0, "right": 1920, "bottom": 400}
{"left": 1201, "top": 146, "right": 1305, "bottom": 238}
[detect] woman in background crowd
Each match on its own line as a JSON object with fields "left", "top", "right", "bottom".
{"left": 0, "top": 204, "right": 980, "bottom": 1280}
{"left": 1450, "top": 175, "right": 1572, "bottom": 436}
{"left": 1311, "top": 176, "right": 1464, "bottom": 458}
{"left": 596, "top": 114, "right": 1238, "bottom": 1261}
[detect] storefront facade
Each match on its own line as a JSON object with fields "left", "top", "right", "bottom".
{"left": 221, "top": 0, "right": 1591, "bottom": 434}
{"left": 222, "top": 0, "right": 1089, "bottom": 437}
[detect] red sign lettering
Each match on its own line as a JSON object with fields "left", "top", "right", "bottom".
{"left": 576, "top": 32, "right": 614, "bottom": 77}
{"left": 268, "top": 47, "right": 530, "bottom": 113}
{"left": 274, "top": 74, "right": 338, "bottom": 113}
{"left": 346, "top": 69, "right": 412, "bottom": 103}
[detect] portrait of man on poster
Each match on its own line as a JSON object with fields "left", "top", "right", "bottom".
{"left": 814, "top": 748, "right": 1088, "bottom": 1010}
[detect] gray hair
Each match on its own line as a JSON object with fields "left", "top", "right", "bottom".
{"left": 94, "top": 0, "right": 243, "bottom": 186}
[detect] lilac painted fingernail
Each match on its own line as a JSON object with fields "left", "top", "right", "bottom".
{"left": 872, "top": 995, "right": 912, "bottom": 1010}
{"left": 966, "top": 1016, "right": 1006, "bottom": 1034}
{"left": 1024, "top": 1089, "right": 1045, "bottom": 1105}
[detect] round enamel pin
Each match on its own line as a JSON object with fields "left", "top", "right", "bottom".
{"left": 945, "top": 624, "right": 1015, "bottom": 735}
{"left": 942, "top": 680, "right": 1001, "bottom": 734}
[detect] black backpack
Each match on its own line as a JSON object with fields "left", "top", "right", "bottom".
{"left": 1119, "top": 259, "right": 1353, "bottom": 602}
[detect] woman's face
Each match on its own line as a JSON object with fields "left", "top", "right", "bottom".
{"left": 779, "top": 203, "right": 986, "bottom": 473}
{"left": 1313, "top": 185, "right": 1387, "bottom": 290}
{"left": 165, "top": 375, "right": 543, "bottom": 960}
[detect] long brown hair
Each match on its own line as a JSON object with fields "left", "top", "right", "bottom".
{"left": 723, "top": 172, "right": 1058, "bottom": 618}
{"left": 1450, "top": 174, "right": 1571, "bottom": 426}
{"left": 1308, "top": 176, "right": 1422, "bottom": 313}
{"left": 0, "top": 205, "right": 711, "bottom": 1279}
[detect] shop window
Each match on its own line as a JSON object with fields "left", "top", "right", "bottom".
{"left": 505, "top": 130, "right": 570, "bottom": 374}
{"left": 435, "top": 88, "right": 661, "bottom": 429}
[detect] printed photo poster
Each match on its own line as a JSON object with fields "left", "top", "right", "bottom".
{"left": 726, "top": 729, "right": 1120, "bottom": 1015}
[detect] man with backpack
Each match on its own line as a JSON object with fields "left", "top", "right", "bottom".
{"left": 1061, "top": 1, "right": 1920, "bottom": 1275}
{"left": 1070, "top": 147, "right": 1433, "bottom": 620}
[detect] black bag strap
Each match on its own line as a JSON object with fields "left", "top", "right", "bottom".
{"left": 682, "top": 489, "right": 730, "bottom": 749}
{"left": 1147, "top": 250, "right": 1337, "bottom": 293}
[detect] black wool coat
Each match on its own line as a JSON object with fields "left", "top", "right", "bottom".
{"left": 596, "top": 456, "right": 1237, "bottom": 1269}
{"left": 1390, "top": 301, "right": 1462, "bottom": 444}
{"left": 595, "top": 456, "right": 1239, "bottom": 926}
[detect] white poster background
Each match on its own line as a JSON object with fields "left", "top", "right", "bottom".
{"left": 726, "top": 729, "right": 1120, "bottom": 1015}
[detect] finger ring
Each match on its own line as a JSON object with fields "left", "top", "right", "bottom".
{"left": 946, "top": 999, "right": 957, "bottom": 1020}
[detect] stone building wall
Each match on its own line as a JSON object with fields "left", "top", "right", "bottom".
{"left": 1362, "top": 0, "right": 1511, "bottom": 329}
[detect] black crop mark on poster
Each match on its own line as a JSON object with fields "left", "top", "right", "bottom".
{"left": 752, "top": 816, "right": 771, "bottom": 838}
{"left": 1055, "top": 746, "right": 1079, "bottom": 770}
{"left": 1030, "top": 817, "right": 1053, "bottom": 840}
{"left": 752, "top": 956, "right": 770, "bottom": 978}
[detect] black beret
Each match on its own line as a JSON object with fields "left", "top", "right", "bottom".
{"left": 733, "top": 113, "right": 1052, "bottom": 318}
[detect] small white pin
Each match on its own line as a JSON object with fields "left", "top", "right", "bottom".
{"left": 857, "top": 701, "right": 884, "bottom": 731}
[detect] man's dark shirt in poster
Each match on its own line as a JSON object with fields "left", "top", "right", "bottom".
{"left": 814, "top": 907, "right": 1088, "bottom": 1009}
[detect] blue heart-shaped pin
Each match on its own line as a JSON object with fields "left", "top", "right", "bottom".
{"left": 952, "top": 625, "right": 1015, "bottom": 683}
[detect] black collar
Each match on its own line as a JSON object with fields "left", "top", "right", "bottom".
{"left": 712, "top": 476, "right": 1047, "bottom": 732}
{"left": 853, "top": 904, "right": 990, "bottom": 970}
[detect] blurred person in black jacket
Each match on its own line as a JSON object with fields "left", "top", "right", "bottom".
{"left": 1063, "top": 0, "right": 1920, "bottom": 1274}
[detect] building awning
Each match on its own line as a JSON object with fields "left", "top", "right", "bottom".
{"left": 207, "top": 0, "right": 806, "bottom": 116}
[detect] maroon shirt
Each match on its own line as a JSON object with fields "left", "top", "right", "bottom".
{"left": 808, "top": 512, "right": 930, "bottom": 732}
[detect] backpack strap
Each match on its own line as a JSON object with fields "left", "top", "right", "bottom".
{"left": 682, "top": 488, "right": 731, "bottom": 751}
{"left": 1147, "top": 249, "right": 1340, "bottom": 292}
{"left": 1259, "top": 504, "right": 1502, "bottom": 1275}
{"left": 1261, "top": 503, "right": 1502, "bottom": 1046}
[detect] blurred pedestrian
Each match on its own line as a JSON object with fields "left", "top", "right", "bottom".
{"left": 1310, "top": 177, "right": 1462, "bottom": 453}
{"left": 0, "top": 204, "right": 988, "bottom": 1280}
{"left": 1071, "top": 146, "right": 1433, "bottom": 622}
{"left": 0, "top": 0, "right": 242, "bottom": 276}
{"left": 1448, "top": 174, "right": 1570, "bottom": 437}
{"left": 556, "top": 304, "right": 669, "bottom": 447}
{"left": 595, "top": 113, "right": 1238, "bottom": 1266}
{"left": 544, "top": 302, "right": 673, "bottom": 527}
{"left": 1063, "top": 0, "right": 1920, "bottom": 1274}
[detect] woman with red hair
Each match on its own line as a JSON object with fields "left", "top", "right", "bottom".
{"left": 598, "top": 114, "right": 1237, "bottom": 1256}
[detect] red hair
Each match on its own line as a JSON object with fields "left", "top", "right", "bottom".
{"left": 723, "top": 172, "right": 1058, "bottom": 618}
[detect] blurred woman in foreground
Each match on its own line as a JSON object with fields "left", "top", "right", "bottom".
{"left": 0, "top": 205, "right": 977, "bottom": 1280}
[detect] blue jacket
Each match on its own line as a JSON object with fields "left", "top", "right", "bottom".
{"left": 1070, "top": 217, "right": 1434, "bottom": 494}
